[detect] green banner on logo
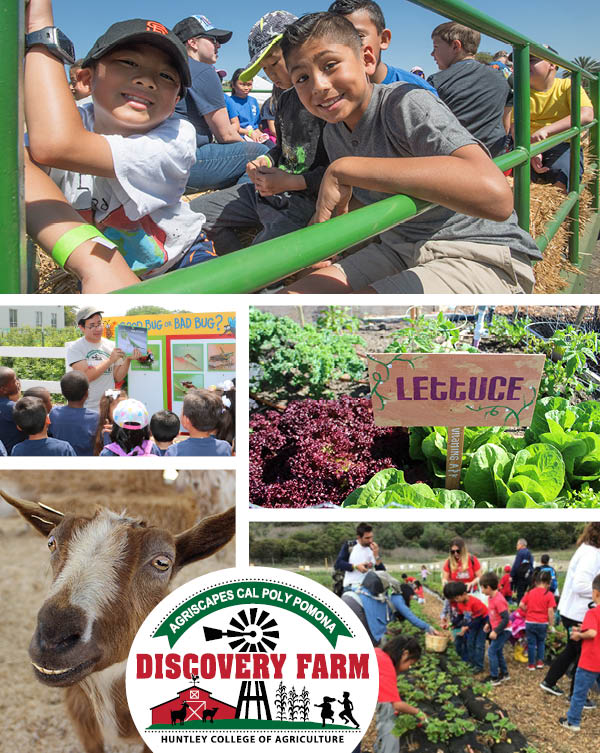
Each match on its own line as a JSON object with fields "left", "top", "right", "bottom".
{"left": 153, "top": 581, "right": 353, "bottom": 648}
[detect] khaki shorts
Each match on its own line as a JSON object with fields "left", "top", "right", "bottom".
{"left": 335, "top": 237, "right": 536, "bottom": 294}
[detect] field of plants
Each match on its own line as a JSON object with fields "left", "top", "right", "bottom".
{"left": 250, "top": 306, "right": 600, "bottom": 508}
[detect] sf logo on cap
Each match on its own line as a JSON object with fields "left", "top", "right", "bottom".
{"left": 146, "top": 21, "right": 169, "bottom": 35}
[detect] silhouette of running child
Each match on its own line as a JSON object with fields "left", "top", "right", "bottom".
{"left": 314, "top": 696, "right": 336, "bottom": 726}
{"left": 337, "top": 691, "right": 360, "bottom": 728}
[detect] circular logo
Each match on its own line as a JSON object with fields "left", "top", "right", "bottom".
{"left": 126, "top": 567, "right": 377, "bottom": 752}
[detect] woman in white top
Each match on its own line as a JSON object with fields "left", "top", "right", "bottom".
{"left": 541, "top": 523, "right": 600, "bottom": 699}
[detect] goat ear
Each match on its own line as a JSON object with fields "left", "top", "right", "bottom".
{"left": 174, "top": 506, "right": 235, "bottom": 570}
{"left": 0, "top": 489, "right": 64, "bottom": 536}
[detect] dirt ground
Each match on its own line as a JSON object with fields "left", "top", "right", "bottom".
{"left": 0, "top": 471, "right": 235, "bottom": 753}
{"left": 418, "top": 591, "right": 599, "bottom": 753}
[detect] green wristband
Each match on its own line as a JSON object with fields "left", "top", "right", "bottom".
{"left": 51, "top": 225, "right": 116, "bottom": 268}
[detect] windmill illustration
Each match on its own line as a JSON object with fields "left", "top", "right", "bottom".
{"left": 204, "top": 608, "right": 279, "bottom": 720}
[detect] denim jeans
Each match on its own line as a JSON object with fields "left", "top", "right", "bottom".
{"left": 531, "top": 142, "right": 584, "bottom": 191}
{"left": 567, "top": 667, "right": 600, "bottom": 726}
{"left": 187, "top": 141, "right": 270, "bottom": 192}
{"left": 526, "top": 622, "right": 548, "bottom": 665}
{"left": 466, "top": 616, "right": 487, "bottom": 671}
{"left": 488, "top": 629, "right": 511, "bottom": 678}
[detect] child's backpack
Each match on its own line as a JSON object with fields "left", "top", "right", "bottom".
{"left": 331, "top": 540, "right": 356, "bottom": 596}
{"left": 535, "top": 565, "right": 558, "bottom": 593}
{"left": 104, "top": 439, "right": 155, "bottom": 457}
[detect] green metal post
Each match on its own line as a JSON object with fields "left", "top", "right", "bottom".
{"left": 591, "top": 75, "right": 600, "bottom": 212}
{"left": 1, "top": 0, "right": 26, "bottom": 292}
{"left": 513, "top": 44, "right": 531, "bottom": 232}
{"left": 568, "top": 73, "right": 582, "bottom": 264}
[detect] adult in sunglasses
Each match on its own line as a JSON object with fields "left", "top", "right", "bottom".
{"left": 172, "top": 15, "right": 269, "bottom": 192}
{"left": 442, "top": 537, "right": 483, "bottom": 593}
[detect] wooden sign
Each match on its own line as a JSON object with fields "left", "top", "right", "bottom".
{"left": 367, "top": 353, "right": 546, "bottom": 428}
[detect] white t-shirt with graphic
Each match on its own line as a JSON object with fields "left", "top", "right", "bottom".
{"left": 343, "top": 542, "right": 377, "bottom": 588}
{"left": 48, "top": 105, "right": 206, "bottom": 276}
{"left": 66, "top": 337, "right": 122, "bottom": 412}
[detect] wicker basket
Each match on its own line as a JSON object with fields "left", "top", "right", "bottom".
{"left": 425, "top": 633, "right": 450, "bottom": 653}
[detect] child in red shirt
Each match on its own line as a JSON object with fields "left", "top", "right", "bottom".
{"left": 414, "top": 580, "right": 425, "bottom": 604}
{"left": 443, "top": 581, "right": 489, "bottom": 671}
{"left": 375, "top": 635, "right": 426, "bottom": 749}
{"left": 561, "top": 573, "right": 600, "bottom": 730}
{"left": 481, "top": 571, "right": 511, "bottom": 685}
{"left": 520, "top": 570, "right": 556, "bottom": 670}
{"left": 499, "top": 565, "right": 513, "bottom": 601}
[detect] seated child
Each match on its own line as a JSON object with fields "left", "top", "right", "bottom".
{"left": 375, "top": 635, "right": 426, "bottom": 750}
{"left": 49, "top": 371, "right": 98, "bottom": 456}
{"left": 443, "top": 581, "right": 488, "bottom": 671}
{"left": 100, "top": 399, "right": 160, "bottom": 456}
{"left": 520, "top": 569, "right": 556, "bottom": 670}
{"left": 481, "top": 571, "right": 511, "bottom": 685}
{"left": 328, "top": 0, "right": 437, "bottom": 94}
{"left": 189, "top": 11, "right": 329, "bottom": 256}
{"left": 259, "top": 96, "right": 277, "bottom": 143}
{"left": 23, "top": 386, "right": 53, "bottom": 414}
{"left": 413, "top": 580, "right": 425, "bottom": 604}
{"left": 280, "top": 13, "right": 541, "bottom": 295}
{"left": 560, "top": 573, "right": 600, "bottom": 731}
{"left": 93, "top": 388, "right": 127, "bottom": 455}
{"left": 166, "top": 389, "right": 232, "bottom": 456}
{"left": 226, "top": 68, "right": 269, "bottom": 142}
{"left": 24, "top": 0, "right": 216, "bottom": 294}
{"left": 0, "top": 366, "right": 23, "bottom": 454}
{"left": 525, "top": 46, "right": 593, "bottom": 191}
{"left": 11, "top": 396, "right": 76, "bottom": 456}
{"left": 150, "top": 410, "right": 180, "bottom": 455}
{"left": 427, "top": 22, "right": 511, "bottom": 157}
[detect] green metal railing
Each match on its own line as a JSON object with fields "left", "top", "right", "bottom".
{"left": 6, "top": 0, "right": 600, "bottom": 293}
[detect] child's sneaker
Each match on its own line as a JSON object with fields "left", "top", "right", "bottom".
{"left": 536, "top": 660, "right": 544, "bottom": 669}
{"left": 500, "top": 672, "right": 510, "bottom": 682}
{"left": 527, "top": 664, "right": 536, "bottom": 670}
{"left": 559, "top": 717, "right": 580, "bottom": 731}
{"left": 541, "top": 681, "right": 564, "bottom": 696}
{"left": 483, "top": 675, "right": 502, "bottom": 686}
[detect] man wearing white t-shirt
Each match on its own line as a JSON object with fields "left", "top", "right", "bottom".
{"left": 335, "top": 523, "right": 386, "bottom": 590}
{"left": 66, "top": 307, "right": 138, "bottom": 412}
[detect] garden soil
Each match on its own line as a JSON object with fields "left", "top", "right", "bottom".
{"left": 0, "top": 471, "right": 235, "bottom": 753}
{"left": 418, "top": 591, "right": 598, "bottom": 753}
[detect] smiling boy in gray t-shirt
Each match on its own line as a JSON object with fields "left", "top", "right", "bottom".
{"left": 280, "top": 12, "right": 540, "bottom": 295}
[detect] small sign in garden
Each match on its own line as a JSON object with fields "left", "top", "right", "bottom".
{"left": 367, "top": 353, "right": 546, "bottom": 488}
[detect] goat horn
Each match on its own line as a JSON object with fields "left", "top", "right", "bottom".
{"left": 39, "top": 502, "right": 65, "bottom": 517}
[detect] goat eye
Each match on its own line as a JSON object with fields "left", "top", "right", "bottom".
{"left": 152, "top": 556, "right": 171, "bottom": 572}
{"left": 47, "top": 536, "right": 57, "bottom": 553}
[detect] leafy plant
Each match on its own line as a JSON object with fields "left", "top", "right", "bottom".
{"left": 487, "top": 314, "right": 532, "bottom": 347}
{"left": 341, "top": 470, "right": 477, "bottom": 508}
{"left": 385, "top": 312, "right": 477, "bottom": 354}
{"left": 315, "top": 306, "right": 360, "bottom": 334}
{"left": 249, "top": 308, "right": 366, "bottom": 399}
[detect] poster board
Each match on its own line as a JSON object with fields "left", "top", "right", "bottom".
{"left": 116, "top": 324, "right": 148, "bottom": 355}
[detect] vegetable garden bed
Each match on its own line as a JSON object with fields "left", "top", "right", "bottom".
{"left": 250, "top": 307, "right": 600, "bottom": 508}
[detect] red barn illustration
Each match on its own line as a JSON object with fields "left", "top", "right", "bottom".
{"left": 151, "top": 685, "right": 236, "bottom": 725}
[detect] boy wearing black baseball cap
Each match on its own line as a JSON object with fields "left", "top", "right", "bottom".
{"left": 24, "top": 0, "right": 217, "bottom": 293}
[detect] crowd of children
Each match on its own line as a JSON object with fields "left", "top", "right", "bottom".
{"left": 0, "top": 364, "right": 234, "bottom": 457}
{"left": 23, "top": 0, "right": 593, "bottom": 294}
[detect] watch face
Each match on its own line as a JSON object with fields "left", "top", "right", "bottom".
{"left": 56, "top": 28, "right": 76, "bottom": 64}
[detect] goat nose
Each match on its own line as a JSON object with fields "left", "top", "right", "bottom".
{"left": 35, "top": 601, "right": 85, "bottom": 652}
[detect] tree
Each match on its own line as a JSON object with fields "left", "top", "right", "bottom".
{"left": 125, "top": 306, "right": 172, "bottom": 316}
{"left": 562, "top": 56, "right": 600, "bottom": 93}
{"left": 475, "top": 52, "right": 493, "bottom": 65}
{"left": 64, "top": 307, "right": 78, "bottom": 327}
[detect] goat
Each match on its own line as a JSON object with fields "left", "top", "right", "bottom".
{"left": 202, "top": 707, "right": 218, "bottom": 723}
{"left": 171, "top": 701, "right": 189, "bottom": 725}
{"left": 1, "top": 489, "right": 235, "bottom": 753}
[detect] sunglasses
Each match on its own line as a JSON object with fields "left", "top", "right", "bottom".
{"left": 200, "top": 35, "right": 220, "bottom": 46}
{"left": 450, "top": 549, "right": 461, "bottom": 554}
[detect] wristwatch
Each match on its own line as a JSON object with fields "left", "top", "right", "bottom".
{"left": 25, "top": 27, "right": 76, "bottom": 65}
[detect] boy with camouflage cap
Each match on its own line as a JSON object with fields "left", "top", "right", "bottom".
{"left": 189, "top": 10, "right": 329, "bottom": 256}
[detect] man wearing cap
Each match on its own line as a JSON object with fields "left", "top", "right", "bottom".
{"left": 172, "top": 14, "right": 269, "bottom": 192}
{"left": 66, "top": 308, "right": 138, "bottom": 412}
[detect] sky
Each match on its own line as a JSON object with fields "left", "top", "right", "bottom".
{"left": 51, "top": 0, "right": 599, "bottom": 81}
